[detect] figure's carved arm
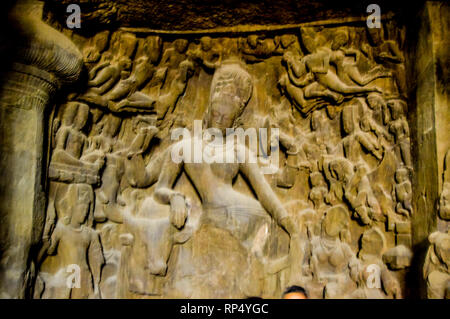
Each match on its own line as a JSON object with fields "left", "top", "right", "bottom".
{"left": 47, "top": 223, "right": 62, "bottom": 256}
{"left": 88, "top": 61, "right": 110, "bottom": 82}
{"left": 154, "top": 146, "right": 185, "bottom": 204}
{"left": 239, "top": 159, "right": 295, "bottom": 234}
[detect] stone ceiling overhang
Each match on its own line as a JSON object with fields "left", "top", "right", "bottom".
{"left": 43, "top": 0, "right": 416, "bottom": 33}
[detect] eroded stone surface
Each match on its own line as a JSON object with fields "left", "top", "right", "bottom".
{"left": 0, "top": 0, "right": 448, "bottom": 299}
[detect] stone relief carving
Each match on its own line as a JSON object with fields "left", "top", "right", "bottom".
{"left": 33, "top": 20, "right": 418, "bottom": 299}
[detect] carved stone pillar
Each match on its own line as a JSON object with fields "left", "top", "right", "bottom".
{"left": 0, "top": 0, "right": 82, "bottom": 298}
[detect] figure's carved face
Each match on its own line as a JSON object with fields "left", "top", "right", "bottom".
{"left": 200, "top": 36, "right": 212, "bottom": 51}
{"left": 174, "top": 39, "right": 189, "bottom": 53}
{"left": 207, "top": 93, "right": 241, "bottom": 132}
{"left": 367, "top": 27, "right": 383, "bottom": 45}
{"left": 367, "top": 94, "right": 384, "bottom": 110}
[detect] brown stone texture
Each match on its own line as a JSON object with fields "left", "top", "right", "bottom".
{"left": 0, "top": 0, "right": 448, "bottom": 299}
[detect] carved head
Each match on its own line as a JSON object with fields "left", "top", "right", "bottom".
{"left": 174, "top": 39, "right": 189, "bottom": 54}
{"left": 144, "top": 36, "right": 163, "bottom": 64}
{"left": 247, "top": 34, "right": 260, "bottom": 48}
{"left": 395, "top": 167, "right": 409, "bottom": 183}
{"left": 118, "top": 56, "right": 132, "bottom": 72}
{"left": 359, "top": 228, "right": 386, "bottom": 261}
{"left": 367, "top": 93, "right": 385, "bottom": 111}
{"left": 387, "top": 99, "right": 406, "bottom": 120}
{"left": 101, "top": 51, "right": 113, "bottom": 63}
{"left": 200, "top": 36, "right": 213, "bottom": 51}
{"left": 206, "top": 61, "right": 253, "bottom": 132}
{"left": 366, "top": 25, "right": 384, "bottom": 46}
{"left": 310, "top": 171, "right": 325, "bottom": 187}
{"left": 311, "top": 110, "right": 323, "bottom": 131}
{"left": 118, "top": 32, "right": 138, "bottom": 58}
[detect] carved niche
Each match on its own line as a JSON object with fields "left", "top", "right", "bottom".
{"left": 35, "top": 18, "right": 416, "bottom": 299}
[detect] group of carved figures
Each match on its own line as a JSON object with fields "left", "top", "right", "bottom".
{"left": 32, "top": 22, "right": 447, "bottom": 299}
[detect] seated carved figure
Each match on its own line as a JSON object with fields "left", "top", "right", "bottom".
{"left": 320, "top": 155, "right": 354, "bottom": 206}
{"left": 155, "top": 61, "right": 297, "bottom": 260}
{"left": 49, "top": 102, "right": 104, "bottom": 184}
{"left": 38, "top": 184, "right": 104, "bottom": 299}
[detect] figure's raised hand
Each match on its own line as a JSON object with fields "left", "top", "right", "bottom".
{"left": 279, "top": 214, "right": 298, "bottom": 236}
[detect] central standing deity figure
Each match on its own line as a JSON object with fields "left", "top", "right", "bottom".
{"left": 155, "top": 60, "right": 297, "bottom": 255}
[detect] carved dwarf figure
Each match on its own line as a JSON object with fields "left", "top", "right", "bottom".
{"left": 393, "top": 167, "right": 412, "bottom": 217}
